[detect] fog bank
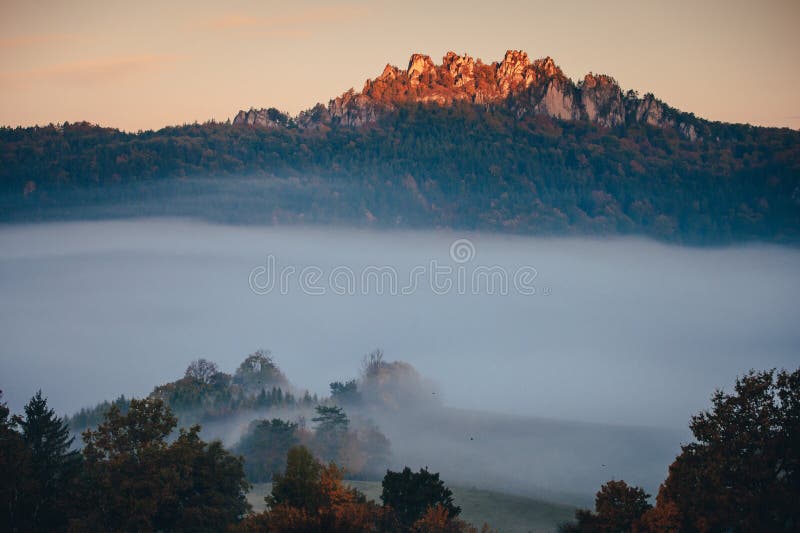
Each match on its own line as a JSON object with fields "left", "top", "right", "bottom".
{"left": 1, "top": 219, "right": 798, "bottom": 430}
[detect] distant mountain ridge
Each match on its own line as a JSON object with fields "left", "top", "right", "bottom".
{"left": 1, "top": 50, "right": 799, "bottom": 243}
{"left": 234, "top": 50, "right": 698, "bottom": 140}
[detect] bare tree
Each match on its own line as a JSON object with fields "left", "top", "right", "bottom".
{"left": 185, "top": 358, "right": 219, "bottom": 384}
{"left": 360, "top": 349, "right": 385, "bottom": 378}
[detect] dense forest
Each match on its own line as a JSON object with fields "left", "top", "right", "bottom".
{"left": 1, "top": 358, "right": 797, "bottom": 531}
{"left": 2, "top": 101, "right": 799, "bottom": 244}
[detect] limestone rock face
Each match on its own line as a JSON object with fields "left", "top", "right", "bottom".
{"left": 580, "top": 74, "right": 624, "bottom": 126}
{"left": 232, "top": 108, "right": 290, "bottom": 128}
{"left": 407, "top": 53, "right": 436, "bottom": 86}
{"left": 233, "top": 49, "right": 701, "bottom": 140}
{"left": 442, "top": 51, "right": 476, "bottom": 88}
{"left": 635, "top": 94, "right": 668, "bottom": 126}
{"left": 497, "top": 50, "right": 532, "bottom": 95}
{"left": 329, "top": 89, "right": 384, "bottom": 127}
{"left": 534, "top": 79, "right": 580, "bottom": 120}
{"left": 378, "top": 64, "right": 399, "bottom": 82}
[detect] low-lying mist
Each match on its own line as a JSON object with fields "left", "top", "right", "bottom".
{"left": 1, "top": 219, "right": 798, "bottom": 500}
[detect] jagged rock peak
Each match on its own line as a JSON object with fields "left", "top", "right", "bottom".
{"left": 378, "top": 64, "right": 399, "bottom": 81}
{"left": 233, "top": 107, "right": 291, "bottom": 128}
{"left": 441, "top": 51, "right": 476, "bottom": 88}
{"left": 534, "top": 56, "right": 562, "bottom": 78}
{"left": 233, "top": 49, "right": 701, "bottom": 140}
{"left": 407, "top": 54, "right": 436, "bottom": 85}
{"left": 498, "top": 49, "right": 530, "bottom": 75}
{"left": 582, "top": 72, "right": 618, "bottom": 88}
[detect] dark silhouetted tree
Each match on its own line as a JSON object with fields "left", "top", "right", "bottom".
{"left": 236, "top": 418, "right": 299, "bottom": 482}
{"left": 312, "top": 405, "right": 350, "bottom": 462}
{"left": 562, "top": 480, "right": 651, "bottom": 531}
{"left": 656, "top": 368, "right": 800, "bottom": 531}
{"left": 330, "top": 380, "right": 361, "bottom": 405}
{"left": 76, "top": 397, "right": 249, "bottom": 530}
{"left": 0, "top": 391, "right": 29, "bottom": 530}
{"left": 381, "top": 466, "right": 461, "bottom": 529}
{"left": 268, "top": 445, "right": 324, "bottom": 513}
{"left": 17, "top": 390, "right": 81, "bottom": 530}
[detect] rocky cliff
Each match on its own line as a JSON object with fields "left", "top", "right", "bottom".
{"left": 234, "top": 50, "right": 698, "bottom": 139}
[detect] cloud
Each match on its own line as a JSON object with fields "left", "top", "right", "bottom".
{"left": 1, "top": 54, "right": 181, "bottom": 87}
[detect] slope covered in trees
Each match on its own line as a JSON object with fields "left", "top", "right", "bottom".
{"left": 2, "top": 98, "right": 799, "bottom": 244}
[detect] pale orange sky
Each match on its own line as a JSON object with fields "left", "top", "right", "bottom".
{"left": 1, "top": 0, "right": 798, "bottom": 131}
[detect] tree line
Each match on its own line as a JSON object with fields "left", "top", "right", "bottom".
{"left": 2, "top": 364, "right": 797, "bottom": 531}
{"left": 0, "top": 392, "right": 478, "bottom": 531}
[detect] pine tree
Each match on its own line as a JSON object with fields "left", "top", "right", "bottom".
{"left": 0, "top": 391, "right": 28, "bottom": 530}
{"left": 18, "top": 390, "right": 81, "bottom": 529}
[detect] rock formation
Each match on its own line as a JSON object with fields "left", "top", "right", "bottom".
{"left": 233, "top": 50, "right": 700, "bottom": 139}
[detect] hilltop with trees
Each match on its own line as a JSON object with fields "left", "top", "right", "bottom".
{"left": 2, "top": 51, "right": 799, "bottom": 244}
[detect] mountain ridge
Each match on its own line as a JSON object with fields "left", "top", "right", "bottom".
{"left": 1, "top": 51, "right": 799, "bottom": 244}
{"left": 234, "top": 50, "right": 698, "bottom": 141}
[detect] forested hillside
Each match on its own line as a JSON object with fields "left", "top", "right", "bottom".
{"left": 3, "top": 102, "right": 798, "bottom": 243}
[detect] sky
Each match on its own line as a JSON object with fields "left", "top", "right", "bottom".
{"left": 1, "top": 0, "right": 798, "bottom": 131}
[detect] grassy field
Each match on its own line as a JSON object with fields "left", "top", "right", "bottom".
{"left": 247, "top": 481, "right": 576, "bottom": 533}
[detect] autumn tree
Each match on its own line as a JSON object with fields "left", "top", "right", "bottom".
{"left": 410, "top": 504, "right": 494, "bottom": 533}
{"left": 636, "top": 495, "right": 681, "bottom": 532}
{"left": 268, "top": 445, "right": 324, "bottom": 513}
{"left": 361, "top": 349, "right": 385, "bottom": 378}
{"left": 75, "top": 397, "right": 250, "bottom": 530}
{"left": 238, "top": 445, "right": 381, "bottom": 532}
{"left": 655, "top": 368, "right": 800, "bottom": 531}
{"left": 562, "top": 480, "right": 651, "bottom": 532}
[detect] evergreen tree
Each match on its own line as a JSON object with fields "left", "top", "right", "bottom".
{"left": 0, "top": 391, "right": 28, "bottom": 531}
{"left": 312, "top": 405, "right": 350, "bottom": 461}
{"left": 18, "top": 390, "right": 81, "bottom": 530}
{"left": 381, "top": 466, "right": 461, "bottom": 528}
{"left": 235, "top": 418, "right": 299, "bottom": 482}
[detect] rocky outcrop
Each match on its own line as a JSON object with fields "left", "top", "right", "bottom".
{"left": 442, "top": 51, "right": 475, "bottom": 88}
{"left": 233, "top": 108, "right": 291, "bottom": 128}
{"left": 233, "top": 50, "right": 702, "bottom": 140}
{"left": 407, "top": 53, "right": 437, "bottom": 86}
{"left": 581, "top": 74, "right": 625, "bottom": 127}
